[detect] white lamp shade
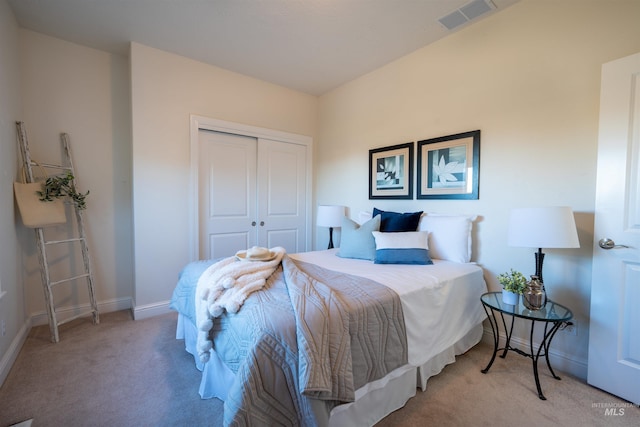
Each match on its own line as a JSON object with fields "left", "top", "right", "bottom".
{"left": 317, "top": 205, "right": 345, "bottom": 228}
{"left": 508, "top": 206, "right": 580, "bottom": 249}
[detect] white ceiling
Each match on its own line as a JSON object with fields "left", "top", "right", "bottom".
{"left": 8, "top": 0, "right": 520, "bottom": 96}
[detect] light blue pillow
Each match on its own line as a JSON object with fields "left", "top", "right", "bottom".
{"left": 337, "top": 215, "right": 381, "bottom": 260}
{"left": 372, "top": 231, "right": 433, "bottom": 265}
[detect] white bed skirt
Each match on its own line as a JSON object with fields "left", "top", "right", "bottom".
{"left": 176, "top": 313, "right": 483, "bottom": 426}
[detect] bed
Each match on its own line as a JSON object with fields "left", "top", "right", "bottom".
{"left": 170, "top": 211, "right": 487, "bottom": 426}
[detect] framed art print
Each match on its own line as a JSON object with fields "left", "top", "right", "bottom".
{"left": 369, "top": 142, "right": 414, "bottom": 199}
{"left": 417, "top": 130, "right": 480, "bottom": 200}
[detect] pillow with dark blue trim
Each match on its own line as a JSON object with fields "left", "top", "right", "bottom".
{"left": 372, "top": 231, "right": 433, "bottom": 265}
{"left": 373, "top": 208, "right": 423, "bottom": 232}
{"left": 336, "top": 215, "right": 381, "bottom": 260}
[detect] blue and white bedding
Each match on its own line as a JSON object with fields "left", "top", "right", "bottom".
{"left": 172, "top": 259, "right": 215, "bottom": 327}
{"left": 172, "top": 253, "right": 408, "bottom": 425}
{"left": 171, "top": 249, "right": 487, "bottom": 426}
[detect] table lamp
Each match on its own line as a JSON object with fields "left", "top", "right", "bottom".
{"left": 508, "top": 206, "right": 580, "bottom": 284}
{"left": 317, "top": 205, "right": 345, "bottom": 249}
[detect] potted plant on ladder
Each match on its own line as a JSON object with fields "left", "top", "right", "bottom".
{"left": 38, "top": 171, "right": 89, "bottom": 210}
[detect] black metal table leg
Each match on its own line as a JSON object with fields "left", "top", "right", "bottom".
{"left": 500, "top": 312, "right": 514, "bottom": 359}
{"left": 542, "top": 322, "right": 566, "bottom": 380}
{"left": 529, "top": 320, "right": 546, "bottom": 400}
{"left": 481, "top": 306, "right": 499, "bottom": 373}
{"left": 529, "top": 320, "right": 566, "bottom": 400}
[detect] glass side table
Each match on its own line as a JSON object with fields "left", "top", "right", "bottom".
{"left": 480, "top": 291, "right": 573, "bottom": 400}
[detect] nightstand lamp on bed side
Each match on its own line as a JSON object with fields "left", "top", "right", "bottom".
{"left": 317, "top": 205, "right": 345, "bottom": 250}
{"left": 507, "top": 206, "right": 580, "bottom": 294}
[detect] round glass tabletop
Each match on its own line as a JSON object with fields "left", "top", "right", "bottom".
{"left": 481, "top": 291, "right": 573, "bottom": 322}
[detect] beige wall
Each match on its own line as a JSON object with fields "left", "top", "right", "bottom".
{"left": 0, "top": 0, "right": 23, "bottom": 381}
{"left": 130, "top": 43, "right": 317, "bottom": 315}
{"left": 18, "top": 30, "right": 133, "bottom": 318}
{"left": 316, "top": 0, "right": 640, "bottom": 377}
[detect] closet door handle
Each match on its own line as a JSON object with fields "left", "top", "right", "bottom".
{"left": 260, "top": 221, "right": 265, "bottom": 226}
{"left": 251, "top": 221, "right": 256, "bottom": 226}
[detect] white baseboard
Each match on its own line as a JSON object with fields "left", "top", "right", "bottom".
{"left": 481, "top": 326, "right": 588, "bottom": 380}
{"left": 29, "top": 297, "right": 133, "bottom": 327}
{"left": 132, "top": 300, "right": 172, "bottom": 320}
{"left": 12, "top": 297, "right": 171, "bottom": 331}
{"left": 0, "top": 317, "right": 31, "bottom": 387}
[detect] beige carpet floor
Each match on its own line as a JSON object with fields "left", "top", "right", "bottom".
{"left": 0, "top": 310, "right": 638, "bottom": 426}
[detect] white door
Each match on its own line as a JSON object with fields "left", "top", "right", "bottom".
{"left": 198, "top": 130, "right": 308, "bottom": 259}
{"left": 257, "top": 138, "right": 308, "bottom": 253}
{"left": 587, "top": 52, "right": 640, "bottom": 405}
{"left": 199, "top": 130, "right": 258, "bottom": 259}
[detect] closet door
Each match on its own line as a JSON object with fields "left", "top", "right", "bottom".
{"left": 197, "top": 129, "right": 308, "bottom": 259}
{"left": 257, "top": 138, "right": 307, "bottom": 253}
{"left": 198, "top": 130, "right": 257, "bottom": 259}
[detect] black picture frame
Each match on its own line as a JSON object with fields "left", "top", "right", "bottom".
{"left": 369, "top": 142, "right": 414, "bottom": 200}
{"left": 417, "top": 130, "right": 480, "bottom": 200}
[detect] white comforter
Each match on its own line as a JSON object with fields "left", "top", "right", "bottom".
{"left": 290, "top": 249, "right": 487, "bottom": 366}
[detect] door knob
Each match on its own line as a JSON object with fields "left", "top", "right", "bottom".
{"left": 260, "top": 221, "right": 265, "bottom": 226}
{"left": 598, "top": 238, "right": 628, "bottom": 249}
{"left": 251, "top": 221, "right": 256, "bottom": 226}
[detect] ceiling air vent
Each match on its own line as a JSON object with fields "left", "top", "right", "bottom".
{"left": 438, "top": 0, "right": 496, "bottom": 31}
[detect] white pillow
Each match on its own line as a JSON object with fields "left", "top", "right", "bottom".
{"left": 418, "top": 214, "right": 476, "bottom": 263}
{"left": 357, "top": 211, "right": 373, "bottom": 225}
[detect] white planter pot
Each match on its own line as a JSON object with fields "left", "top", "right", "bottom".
{"left": 502, "top": 289, "right": 519, "bottom": 305}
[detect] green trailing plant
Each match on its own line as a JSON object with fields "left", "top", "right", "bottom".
{"left": 37, "top": 171, "right": 89, "bottom": 210}
{"left": 497, "top": 269, "right": 527, "bottom": 294}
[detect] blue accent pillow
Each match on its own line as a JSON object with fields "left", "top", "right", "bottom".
{"left": 373, "top": 208, "right": 423, "bottom": 232}
{"left": 336, "top": 215, "right": 381, "bottom": 260}
{"left": 372, "top": 231, "right": 433, "bottom": 265}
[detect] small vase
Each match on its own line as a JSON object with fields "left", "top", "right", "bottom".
{"left": 502, "top": 289, "right": 519, "bottom": 305}
{"left": 523, "top": 275, "right": 546, "bottom": 310}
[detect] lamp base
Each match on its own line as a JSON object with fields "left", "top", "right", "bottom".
{"left": 534, "top": 248, "right": 547, "bottom": 304}
{"left": 534, "top": 249, "right": 545, "bottom": 283}
{"left": 327, "top": 227, "right": 334, "bottom": 250}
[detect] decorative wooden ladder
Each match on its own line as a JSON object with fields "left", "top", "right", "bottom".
{"left": 16, "top": 121, "right": 99, "bottom": 342}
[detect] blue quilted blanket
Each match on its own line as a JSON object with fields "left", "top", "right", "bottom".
{"left": 171, "top": 255, "right": 407, "bottom": 426}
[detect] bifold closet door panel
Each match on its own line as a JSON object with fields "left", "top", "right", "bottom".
{"left": 256, "top": 138, "right": 307, "bottom": 254}
{"left": 198, "top": 130, "right": 257, "bottom": 259}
